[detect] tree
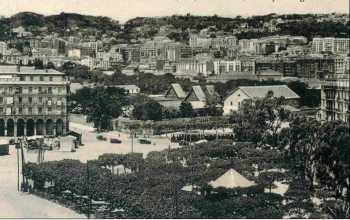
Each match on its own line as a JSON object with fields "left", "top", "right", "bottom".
{"left": 230, "top": 95, "right": 290, "bottom": 146}
{"left": 179, "top": 101, "right": 194, "bottom": 118}
{"left": 132, "top": 100, "right": 163, "bottom": 121}
{"left": 84, "top": 87, "right": 128, "bottom": 131}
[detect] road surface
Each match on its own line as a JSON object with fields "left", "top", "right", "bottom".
{"left": 0, "top": 122, "right": 178, "bottom": 218}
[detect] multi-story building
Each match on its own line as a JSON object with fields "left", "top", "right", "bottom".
{"left": 295, "top": 56, "right": 335, "bottom": 79}
{"left": 127, "top": 44, "right": 141, "bottom": 63}
{"left": 164, "top": 43, "right": 192, "bottom": 62}
{"left": 312, "top": 37, "right": 350, "bottom": 54}
{"left": 0, "top": 65, "right": 69, "bottom": 137}
{"left": 211, "top": 36, "right": 238, "bottom": 49}
{"left": 176, "top": 56, "right": 214, "bottom": 77}
{"left": 213, "top": 60, "right": 242, "bottom": 74}
{"left": 334, "top": 55, "right": 350, "bottom": 75}
{"left": 321, "top": 74, "right": 350, "bottom": 123}
{"left": 189, "top": 34, "right": 212, "bottom": 48}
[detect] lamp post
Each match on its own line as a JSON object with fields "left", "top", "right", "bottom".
{"left": 15, "top": 141, "right": 20, "bottom": 191}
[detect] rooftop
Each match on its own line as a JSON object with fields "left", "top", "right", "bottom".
{"left": 237, "top": 85, "right": 300, "bottom": 99}
{"left": 0, "top": 65, "right": 65, "bottom": 75}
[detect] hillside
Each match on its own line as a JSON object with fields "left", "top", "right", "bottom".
{"left": 0, "top": 12, "right": 121, "bottom": 35}
{"left": 0, "top": 12, "right": 348, "bottom": 41}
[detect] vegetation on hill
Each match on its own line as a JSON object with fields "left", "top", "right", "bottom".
{"left": 0, "top": 12, "right": 121, "bottom": 38}
{"left": 0, "top": 12, "right": 348, "bottom": 40}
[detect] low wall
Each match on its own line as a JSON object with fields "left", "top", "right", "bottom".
{"left": 69, "top": 114, "right": 94, "bottom": 127}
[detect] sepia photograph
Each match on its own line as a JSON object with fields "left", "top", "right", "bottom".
{"left": 0, "top": 0, "right": 349, "bottom": 218}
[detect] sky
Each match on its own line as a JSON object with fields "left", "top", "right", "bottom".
{"left": 0, "top": 0, "right": 349, "bottom": 23}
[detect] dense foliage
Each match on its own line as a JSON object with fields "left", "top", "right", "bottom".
{"left": 23, "top": 96, "right": 350, "bottom": 218}
{"left": 71, "top": 87, "right": 129, "bottom": 130}
{"left": 0, "top": 12, "right": 120, "bottom": 37}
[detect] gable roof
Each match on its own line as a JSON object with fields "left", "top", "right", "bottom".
{"left": 191, "top": 85, "right": 207, "bottom": 101}
{"left": 237, "top": 85, "right": 300, "bottom": 99}
{"left": 205, "top": 85, "right": 216, "bottom": 96}
{"left": 165, "top": 83, "right": 186, "bottom": 99}
{"left": 209, "top": 168, "right": 256, "bottom": 189}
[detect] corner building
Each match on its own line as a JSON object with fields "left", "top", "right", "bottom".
{"left": 0, "top": 65, "right": 69, "bottom": 137}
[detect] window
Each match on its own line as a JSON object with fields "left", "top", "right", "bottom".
{"left": 48, "top": 107, "right": 52, "bottom": 112}
{"left": 0, "top": 97, "right": 3, "bottom": 103}
{"left": 18, "top": 107, "right": 23, "bottom": 114}
{"left": 38, "top": 87, "right": 42, "bottom": 93}
{"left": 30, "top": 76, "right": 34, "bottom": 81}
{"left": 0, "top": 107, "right": 3, "bottom": 113}
{"left": 38, "top": 107, "right": 43, "bottom": 114}
{"left": 40, "top": 76, "right": 44, "bottom": 81}
{"left": 19, "top": 76, "right": 25, "bottom": 81}
{"left": 18, "top": 97, "right": 22, "bottom": 103}
{"left": 28, "top": 97, "right": 32, "bottom": 104}
{"left": 39, "top": 97, "right": 43, "bottom": 103}
{"left": 28, "top": 107, "right": 32, "bottom": 114}
{"left": 15, "top": 87, "right": 22, "bottom": 94}
{"left": 29, "top": 87, "right": 33, "bottom": 93}
{"left": 49, "top": 76, "right": 53, "bottom": 81}
{"left": 48, "top": 87, "right": 52, "bottom": 94}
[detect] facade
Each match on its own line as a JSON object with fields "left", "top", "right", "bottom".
{"left": 0, "top": 65, "right": 69, "bottom": 137}
{"left": 176, "top": 59, "right": 214, "bottom": 77}
{"left": 312, "top": 37, "right": 350, "bottom": 54}
{"left": 213, "top": 60, "right": 242, "bottom": 75}
{"left": 334, "top": 55, "right": 350, "bottom": 75}
{"left": 223, "top": 85, "right": 300, "bottom": 115}
{"left": 321, "top": 75, "right": 350, "bottom": 123}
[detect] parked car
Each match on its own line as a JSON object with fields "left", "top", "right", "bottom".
{"left": 139, "top": 139, "right": 151, "bottom": 144}
{"left": 110, "top": 138, "right": 122, "bottom": 144}
{"left": 97, "top": 135, "right": 107, "bottom": 141}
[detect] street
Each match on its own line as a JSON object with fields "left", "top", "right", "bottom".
{"left": 0, "top": 122, "right": 178, "bottom": 218}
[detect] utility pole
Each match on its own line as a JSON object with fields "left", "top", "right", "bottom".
{"left": 16, "top": 141, "right": 20, "bottom": 191}
{"left": 20, "top": 138, "right": 26, "bottom": 192}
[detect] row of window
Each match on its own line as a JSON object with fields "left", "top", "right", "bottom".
{"left": 19, "top": 75, "right": 66, "bottom": 82}
{"left": 0, "top": 96, "right": 65, "bottom": 105}
{"left": 0, "top": 86, "right": 66, "bottom": 95}
{"left": 0, "top": 107, "right": 64, "bottom": 115}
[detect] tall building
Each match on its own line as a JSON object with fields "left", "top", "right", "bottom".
{"left": 0, "top": 65, "right": 69, "bottom": 137}
{"left": 213, "top": 60, "right": 242, "bottom": 74}
{"left": 321, "top": 73, "right": 350, "bottom": 123}
{"left": 176, "top": 56, "right": 214, "bottom": 77}
{"left": 312, "top": 37, "right": 350, "bottom": 54}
